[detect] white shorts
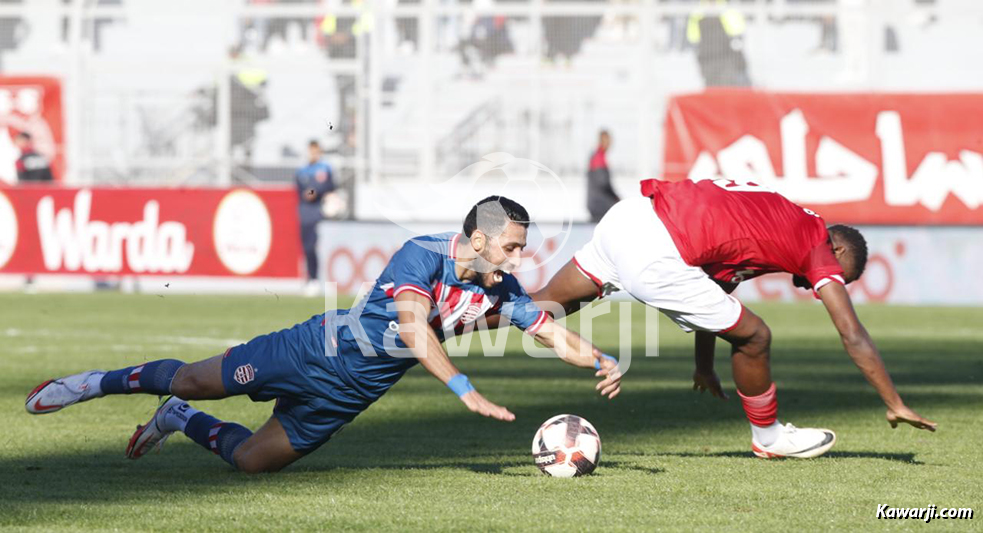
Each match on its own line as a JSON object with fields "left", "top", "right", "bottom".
{"left": 573, "top": 197, "right": 743, "bottom": 333}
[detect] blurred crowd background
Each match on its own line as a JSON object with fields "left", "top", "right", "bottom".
{"left": 0, "top": 1, "right": 971, "bottom": 211}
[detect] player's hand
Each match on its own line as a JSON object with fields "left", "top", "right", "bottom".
{"left": 887, "top": 405, "right": 937, "bottom": 432}
{"left": 460, "top": 390, "right": 515, "bottom": 422}
{"left": 594, "top": 356, "right": 622, "bottom": 399}
{"left": 692, "top": 370, "right": 729, "bottom": 400}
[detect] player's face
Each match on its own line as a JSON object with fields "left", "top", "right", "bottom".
{"left": 474, "top": 221, "right": 527, "bottom": 288}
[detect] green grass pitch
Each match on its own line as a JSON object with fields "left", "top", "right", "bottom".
{"left": 1, "top": 293, "right": 980, "bottom": 531}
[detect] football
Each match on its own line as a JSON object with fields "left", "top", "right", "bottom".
{"left": 531, "top": 414, "right": 601, "bottom": 477}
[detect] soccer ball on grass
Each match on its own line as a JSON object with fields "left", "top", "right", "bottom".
{"left": 531, "top": 414, "right": 601, "bottom": 477}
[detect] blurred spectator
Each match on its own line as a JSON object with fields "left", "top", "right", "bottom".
{"left": 816, "top": 15, "right": 838, "bottom": 53}
{"left": 317, "top": 0, "right": 374, "bottom": 59}
{"left": 190, "top": 47, "right": 271, "bottom": 171}
{"left": 229, "top": 47, "right": 271, "bottom": 165}
{"left": 14, "top": 132, "right": 54, "bottom": 183}
{"left": 687, "top": 0, "right": 751, "bottom": 87}
{"left": 240, "top": 0, "right": 273, "bottom": 51}
{"left": 295, "top": 140, "right": 336, "bottom": 295}
{"left": 457, "top": 15, "right": 513, "bottom": 77}
{"left": 543, "top": 15, "right": 600, "bottom": 64}
{"left": 587, "top": 130, "right": 619, "bottom": 223}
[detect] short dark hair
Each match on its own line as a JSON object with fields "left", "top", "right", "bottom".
{"left": 828, "top": 224, "right": 868, "bottom": 278}
{"left": 308, "top": 139, "right": 320, "bottom": 148}
{"left": 463, "top": 196, "right": 530, "bottom": 238}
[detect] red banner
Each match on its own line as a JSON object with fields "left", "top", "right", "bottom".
{"left": 663, "top": 90, "right": 983, "bottom": 224}
{"left": 0, "top": 186, "right": 301, "bottom": 277}
{"left": 0, "top": 77, "right": 64, "bottom": 183}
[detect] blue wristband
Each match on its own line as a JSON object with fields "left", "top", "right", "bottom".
{"left": 447, "top": 374, "right": 475, "bottom": 397}
{"left": 594, "top": 353, "right": 618, "bottom": 370}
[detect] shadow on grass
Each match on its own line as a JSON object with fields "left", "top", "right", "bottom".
{"left": 654, "top": 450, "right": 924, "bottom": 464}
{"left": 2, "top": 335, "right": 973, "bottom": 506}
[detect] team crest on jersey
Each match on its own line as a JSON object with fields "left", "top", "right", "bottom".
{"left": 234, "top": 364, "right": 255, "bottom": 385}
{"left": 461, "top": 303, "right": 483, "bottom": 324}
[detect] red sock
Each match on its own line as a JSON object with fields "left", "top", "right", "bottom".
{"left": 737, "top": 383, "right": 778, "bottom": 427}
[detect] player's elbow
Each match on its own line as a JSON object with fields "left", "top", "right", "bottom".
{"left": 840, "top": 327, "right": 871, "bottom": 352}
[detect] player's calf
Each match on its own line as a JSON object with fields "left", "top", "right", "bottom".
{"left": 720, "top": 310, "right": 773, "bottom": 396}
{"left": 128, "top": 395, "right": 257, "bottom": 470}
{"left": 100, "top": 358, "right": 186, "bottom": 395}
{"left": 230, "top": 417, "right": 306, "bottom": 474}
{"left": 27, "top": 359, "right": 188, "bottom": 414}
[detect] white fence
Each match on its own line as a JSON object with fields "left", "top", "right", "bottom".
{"left": 1, "top": 0, "right": 979, "bottom": 195}
{"left": 316, "top": 220, "right": 983, "bottom": 306}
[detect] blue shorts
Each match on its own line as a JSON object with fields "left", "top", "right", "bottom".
{"left": 221, "top": 314, "right": 372, "bottom": 453}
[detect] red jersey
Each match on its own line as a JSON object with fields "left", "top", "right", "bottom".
{"left": 640, "top": 178, "right": 845, "bottom": 292}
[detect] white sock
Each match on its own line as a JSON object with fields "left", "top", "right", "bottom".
{"left": 160, "top": 401, "right": 200, "bottom": 433}
{"left": 751, "top": 421, "right": 782, "bottom": 447}
{"left": 84, "top": 371, "right": 106, "bottom": 399}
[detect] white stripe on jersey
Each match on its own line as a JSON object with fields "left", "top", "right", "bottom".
{"left": 813, "top": 274, "right": 845, "bottom": 292}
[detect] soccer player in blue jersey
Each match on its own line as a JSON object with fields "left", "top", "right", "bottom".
{"left": 25, "top": 196, "right": 621, "bottom": 473}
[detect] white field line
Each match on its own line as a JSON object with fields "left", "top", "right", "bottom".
{"left": 3, "top": 328, "right": 244, "bottom": 347}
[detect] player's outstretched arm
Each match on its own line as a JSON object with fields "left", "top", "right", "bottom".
{"left": 394, "top": 291, "right": 515, "bottom": 422}
{"left": 532, "top": 319, "right": 622, "bottom": 399}
{"left": 693, "top": 280, "right": 737, "bottom": 399}
{"left": 693, "top": 331, "right": 728, "bottom": 400}
{"left": 818, "top": 282, "right": 937, "bottom": 432}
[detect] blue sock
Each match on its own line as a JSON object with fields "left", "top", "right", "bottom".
{"left": 184, "top": 411, "right": 253, "bottom": 469}
{"left": 100, "top": 359, "right": 185, "bottom": 395}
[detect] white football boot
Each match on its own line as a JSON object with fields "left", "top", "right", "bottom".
{"left": 751, "top": 423, "right": 836, "bottom": 459}
{"left": 25, "top": 370, "right": 106, "bottom": 414}
{"left": 126, "top": 395, "right": 186, "bottom": 460}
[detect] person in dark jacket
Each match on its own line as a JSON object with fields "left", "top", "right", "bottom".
{"left": 587, "top": 130, "right": 619, "bottom": 222}
{"left": 14, "top": 132, "right": 54, "bottom": 182}
{"left": 295, "top": 140, "right": 335, "bottom": 295}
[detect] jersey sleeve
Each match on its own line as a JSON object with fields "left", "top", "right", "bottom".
{"left": 497, "top": 276, "right": 549, "bottom": 336}
{"left": 390, "top": 240, "right": 443, "bottom": 302}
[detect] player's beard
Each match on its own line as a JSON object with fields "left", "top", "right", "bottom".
{"left": 470, "top": 253, "right": 507, "bottom": 289}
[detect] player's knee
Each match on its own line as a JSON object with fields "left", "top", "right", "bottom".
{"left": 235, "top": 458, "right": 274, "bottom": 474}
{"left": 233, "top": 450, "right": 283, "bottom": 474}
{"left": 169, "top": 367, "right": 194, "bottom": 398}
{"left": 170, "top": 365, "right": 210, "bottom": 399}
{"left": 747, "top": 322, "right": 772, "bottom": 357}
{"left": 726, "top": 313, "right": 772, "bottom": 359}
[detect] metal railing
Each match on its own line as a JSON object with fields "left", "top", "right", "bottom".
{"left": 0, "top": 0, "right": 969, "bottom": 190}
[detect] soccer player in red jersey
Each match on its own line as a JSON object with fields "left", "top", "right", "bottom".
{"left": 532, "top": 178, "right": 936, "bottom": 458}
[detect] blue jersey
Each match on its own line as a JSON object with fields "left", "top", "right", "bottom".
{"left": 325, "top": 232, "right": 548, "bottom": 399}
